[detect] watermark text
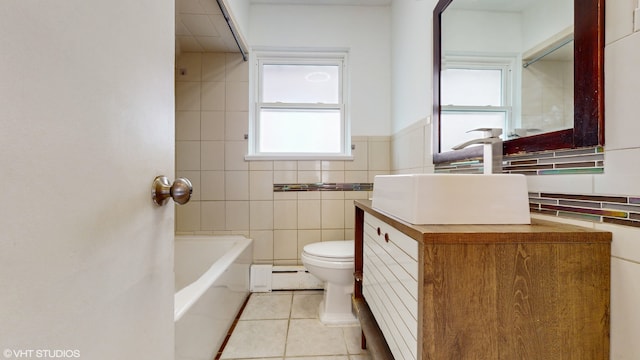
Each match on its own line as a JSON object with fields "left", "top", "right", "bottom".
{"left": 3, "top": 349, "right": 80, "bottom": 359}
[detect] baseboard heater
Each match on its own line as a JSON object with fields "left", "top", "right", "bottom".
{"left": 250, "top": 265, "right": 324, "bottom": 292}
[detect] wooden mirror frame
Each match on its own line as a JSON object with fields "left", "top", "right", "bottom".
{"left": 432, "top": 0, "right": 605, "bottom": 163}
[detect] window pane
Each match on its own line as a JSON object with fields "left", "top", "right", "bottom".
{"left": 262, "top": 64, "right": 339, "bottom": 104}
{"left": 259, "top": 108, "right": 341, "bottom": 153}
{"left": 441, "top": 68, "right": 502, "bottom": 106}
{"left": 440, "top": 111, "right": 506, "bottom": 152}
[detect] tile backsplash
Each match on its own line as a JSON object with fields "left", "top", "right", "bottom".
{"left": 274, "top": 183, "right": 373, "bottom": 192}
{"left": 530, "top": 192, "right": 640, "bottom": 228}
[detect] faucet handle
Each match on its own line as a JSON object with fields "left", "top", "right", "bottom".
{"left": 467, "top": 128, "right": 502, "bottom": 138}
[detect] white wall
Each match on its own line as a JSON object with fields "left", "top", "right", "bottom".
{"left": 521, "top": 0, "right": 573, "bottom": 51}
{"left": 390, "top": 0, "right": 435, "bottom": 134}
{"left": 249, "top": 4, "right": 391, "bottom": 136}
{"left": 442, "top": 9, "right": 522, "bottom": 54}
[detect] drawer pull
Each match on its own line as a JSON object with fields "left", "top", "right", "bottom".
{"left": 377, "top": 227, "right": 381, "bottom": 236}
{"left": 384, "top": 233, "right": 390, "bottom": 242}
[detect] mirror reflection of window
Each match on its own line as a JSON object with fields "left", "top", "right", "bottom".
{"left": 441, "top": 68, "right": 502, "bottom": 106}
{"left": 440, "top": 62, "right": 511, "bottom": 152}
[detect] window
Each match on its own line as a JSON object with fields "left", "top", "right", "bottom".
{"left": 439, "top": 57, "right": 514, "bottom": 152}
{"left": 247, "top": 50, "right": 351, "bottom": 160}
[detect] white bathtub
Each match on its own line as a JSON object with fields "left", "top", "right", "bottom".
{"left": 174, "top": 235, "right": 253, "bottom": 360}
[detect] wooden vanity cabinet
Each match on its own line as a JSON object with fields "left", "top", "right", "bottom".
{"left": 354, "top": 200, "right": 611, "bottom": 360}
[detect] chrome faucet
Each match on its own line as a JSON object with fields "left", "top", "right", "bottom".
{"left": 452, "top": 128, "right": 503, "bottom": 174}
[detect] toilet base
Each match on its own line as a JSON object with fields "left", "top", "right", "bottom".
{"left": 318, "top": 282, "right": 358, "bottom": 325}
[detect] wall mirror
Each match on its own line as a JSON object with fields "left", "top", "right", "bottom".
{"left": 433, "top": 0, "right": 604, "bottom": 163}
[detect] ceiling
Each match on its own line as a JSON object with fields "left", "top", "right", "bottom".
{"left": 451, "top": 0, "right": 538, "bottom": 12}
{"left": 176, "top": 0, "right": 392, "bottom": 54}
{"left": 250, "top": 0, "right": 391, "bottom": 5}
{"left": 175, "top": 0, "right": 240, "bottom": 53}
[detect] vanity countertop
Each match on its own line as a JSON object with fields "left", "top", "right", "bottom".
{"left": 355, "top": 199, "right": 612, "bottom": 244}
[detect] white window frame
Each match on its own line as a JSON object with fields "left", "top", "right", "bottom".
{"left": 246, "top": 49, "right": 352, "bottom": 160}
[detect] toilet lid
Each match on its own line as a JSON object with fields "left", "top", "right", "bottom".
{"left": 303, "top": 240, "right": 354, "bottom": 259}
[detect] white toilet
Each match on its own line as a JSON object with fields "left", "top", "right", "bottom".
{"left": 301, "top": 240, "right": 357, "bottom": 325}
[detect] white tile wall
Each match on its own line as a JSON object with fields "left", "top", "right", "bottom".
{"left": 594, "top": 148, "right": 640, "bottom": 196}
{"left": 250, "top": 201, "right": 274, "bottom": 230}
{"left": 605, "top": 32, "right": 640, "bottom": 152}
{"left": 225, "top": 111, "right": 248, "bottom": 140}
{"left": 251, "top": 230, "right": 274, "bottom": 263}
{"left": 201, "top": 171, "right": 224, "bottom": 200}
{"left": 605, "top": 0, "right": 637, "bottom": 45}
{"left": 596, "top": 223, "right": 640, "bottom": 264}
{"left": 201, "top": 111, "right": 225, "bottom": 140}
{"left": 201, "top": 82, "right": 225, "bottom": 110}
{"left": 225, "top": 171, "right": 249, "bottom": 200}
{"left": 176, "top": 111, "right": 200, "bottom": 140}
{"left": 526, "top": 174, "right": 594, "bottom": 194}
{"left": 249, "top": 171, "right": 274, "bottom": 200}
{"left": 298, "top": 200, "right": 321, "bottom": 229}
{"left": 175, "top": 82, "right": 201, "bottom": 110}
{"left": 201, "top": 141, "right": 224, "bottom": 170}
{"left": 176, "top": 52, "right": 202, "bottom": 81}
{"left": 391, "top": 120, "right": 427, "bottom": 174}
{"left": 594, "top": 18, "right": 640, "bottom": 358}
{"left": 274, "top": 200, "right": 297, "bottom": 230}
{"left": 274, "top": 229, "right": 298, "bottom": 260}
{"left": 226, "top": 201, "right": 249, "bottom": 230}
{"left": 226, "top": 82, "right": 249, "bottom": 111}
{"left": 347, "top": 138, "right": 368, "bottom": 170}
{"left": 321, "top": 199, "right": 345, "bottom": 229}
{"left": 176, "top": 141, "right": 200, "bottom": 170}
{"left": 224, "top": 141, "right": 248, "bottom": 170}
{"left": 368, "top": 138, "right": 391, "bottom": 170}
{"left": 201, "top": 201, "right": 225, "bottom": 231}
{"left": 610, "top": 257, "right": 640, "bottom": 358}
{"left": 175, "top": 52, "right": 390, "bottom": 265}
{"left": 298, "top": 230, "right": 322, "bottom": 255}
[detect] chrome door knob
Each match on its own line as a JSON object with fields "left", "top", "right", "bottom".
{"left": 152, "top": 176, "right": 193, "bottom": 206}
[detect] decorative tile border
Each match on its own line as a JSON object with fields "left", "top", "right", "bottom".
{"left": 435, "top": 146, "right": 604, "bottom": 175}
{"left": 504, "top": 146, "right": 604, "bottom": 175}
{"left": 530, "top": 192, "right": 640, "bottom": 228}
{"left": 274, "top": 183, "right": 373, "bottom": 192}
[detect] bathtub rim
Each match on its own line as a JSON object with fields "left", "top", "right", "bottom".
{"left": 174, "top": 235, "right": 253, "bottom": 322}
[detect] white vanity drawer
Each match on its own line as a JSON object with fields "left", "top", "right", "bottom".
{"left": 365, "top": 214, "right": 418, "bottom": 260}
{"left": 363, "top": 213, "right": 419, "bottom": 360}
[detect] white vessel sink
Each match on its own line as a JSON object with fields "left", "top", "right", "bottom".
{"left": 372, "top": 174, "right": 531, "bottom": 225}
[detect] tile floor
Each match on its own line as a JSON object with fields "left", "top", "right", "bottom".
{"left": 219, "top": 290, "right": 371, "bottom": 360}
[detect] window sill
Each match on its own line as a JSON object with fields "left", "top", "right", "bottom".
{"left": 245, "top": 154, "right": 354, "bottom": 161}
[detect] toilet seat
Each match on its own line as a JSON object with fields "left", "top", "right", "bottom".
{"left": 301, "top": 252, "right": 354, "bottom": 269}
{"left": 302, "top": 240, "right": 354, "bottom": 260}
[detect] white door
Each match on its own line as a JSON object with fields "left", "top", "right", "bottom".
{"left": 0, "top": 1, "right": 176, "bottom": 359}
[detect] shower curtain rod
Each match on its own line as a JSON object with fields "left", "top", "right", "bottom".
{"left": 522, "top": 37, "right": 573, "bottom": 68}
{"left": 216, "top": 0, "right": 249, "bottom": 61}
